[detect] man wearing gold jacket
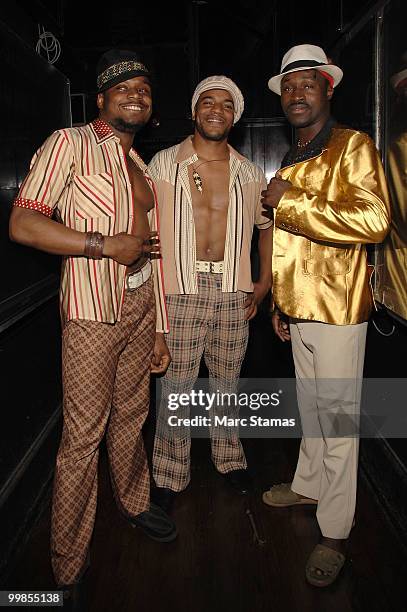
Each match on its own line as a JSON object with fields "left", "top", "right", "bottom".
{"left": 261, "top": 44, "right": 390, "bottom": 587}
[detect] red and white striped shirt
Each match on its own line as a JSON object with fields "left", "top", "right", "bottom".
{"left": 14, "top": 119, "right": 168, "bottom": 331}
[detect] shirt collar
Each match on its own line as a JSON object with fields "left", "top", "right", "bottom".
{"left": 90, "top": 118, "right": 118, "bottom": 144}
{"left": 174, "top": 135, "right": 246, "bottom": 164}
{"left": 90, "top": 118, "right": 147, "bottom": 170}
{"left": 130, "top": 149, "right": 147, "bottom": 171}
{"left": 282, "top": 116, "right": 337, "bottom": 167}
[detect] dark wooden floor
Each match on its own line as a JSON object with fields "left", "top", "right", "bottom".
{"left": 5, "top": 308, "right": 407, "bottom": 611}
{"left": 5, "top": 434, "right": 407, "bottom": 612}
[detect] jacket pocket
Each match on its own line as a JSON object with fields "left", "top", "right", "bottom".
{"left": 74, "top": 173, "right": 115, "bottom": 219}
{"left": 303, "top": 257, "right": 351, "bottom": 276}
{"left": 303, "top": 173, "right": 330, "bottom": 194}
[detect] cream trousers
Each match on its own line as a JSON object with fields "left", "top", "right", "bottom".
{"left": 290, "top": 319, "right": 368, "bottom": 539}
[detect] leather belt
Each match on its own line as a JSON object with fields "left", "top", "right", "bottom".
{"left": 196, "top": 260, "right": 224, "bottom": 273}
{"left": 125, "top": 260, "right": 152, "bottom": 291}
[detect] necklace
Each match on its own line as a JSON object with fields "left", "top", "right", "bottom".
{"left": 192, "top": 157, "right": 229, "bottom": 193}
{"left": 297, "top": 138, "right": 312, "bottom": 148}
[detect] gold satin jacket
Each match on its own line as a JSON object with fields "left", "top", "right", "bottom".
{"left": 375, "top": 132, "right": 407, "bottom": 320}
{"left": 273, "top": 126, "right": 391, "bottom": 324}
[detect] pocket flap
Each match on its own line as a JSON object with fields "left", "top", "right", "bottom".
{"left": 304, "top": 258, "right": 351, "bottom": 276}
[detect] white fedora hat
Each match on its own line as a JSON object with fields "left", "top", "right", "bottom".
{"left": 268, "top": 44, "right": 343, "bottom": 95}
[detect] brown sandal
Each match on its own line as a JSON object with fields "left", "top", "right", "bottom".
{"left": 305, "top": 544, "right": 346, "bottom": 587}
{"left": 262, "top": 483, "right": 318, "bottom": 507}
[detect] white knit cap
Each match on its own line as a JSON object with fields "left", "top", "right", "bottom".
{"left": 191, "top": 75, "right": 244, "bottom": 124}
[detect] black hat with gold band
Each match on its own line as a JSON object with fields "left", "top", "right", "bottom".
{"left": 96, "top": 49, "right": 151, "bottom": 93}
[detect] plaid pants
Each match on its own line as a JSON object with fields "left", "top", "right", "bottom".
{"left": 153, "top": 273, "right": 249, "bottom": 492}
{"left": 51, "top": 278, "right": 155, "bottom": 585}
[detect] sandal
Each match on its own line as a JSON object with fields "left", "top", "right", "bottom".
{"left": 305, "top": 544, "right": 346, "bottom": 587}
{"left": 262, "top": 483, "right": 318, "bottom": 507}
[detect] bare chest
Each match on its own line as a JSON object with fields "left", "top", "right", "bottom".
{"left": 126, "top": 155, "right": 154, "bottom": 213}
{"left": 188, "top": 161, "right": 230, "bottom": 215}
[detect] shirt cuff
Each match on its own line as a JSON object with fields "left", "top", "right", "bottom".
{"left": 14, "top": 197, "right": 53, "bottom": 218}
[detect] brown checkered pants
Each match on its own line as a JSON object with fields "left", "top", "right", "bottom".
{"left": 51, "top": 278, "right": 155, "bottom": 585}
{"left": 153, "top": 273, "right": 248, "bottom": 492}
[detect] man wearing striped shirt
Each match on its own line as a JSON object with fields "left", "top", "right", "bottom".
{"left": 149, "top": 76, "right": 273, "bottom": 511}
{"left": 9, "top": 50, "right": 176, "bottom": 598}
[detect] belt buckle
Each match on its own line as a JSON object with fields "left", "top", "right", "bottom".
{"left": 126, "top": 260, "right": 151, "bottom": 290}
{"left": 196, "top": 261, "right": 209, "bottom": 272}
{"left": 126, "top": 271, "right": 141, "bottom": 291}
{"left": 210, "top": 261, "right": 223, "bottom": 273}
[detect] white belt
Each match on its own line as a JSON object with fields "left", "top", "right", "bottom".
{"left": 196, "top": 260, "right": 224, "bottom": 273}
{"left": 125, "top": 260, "right": 152, "bottom": 291}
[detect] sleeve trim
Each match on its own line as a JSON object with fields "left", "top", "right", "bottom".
{"left": 14, "top": 197, "right": 53, "bottom": 218}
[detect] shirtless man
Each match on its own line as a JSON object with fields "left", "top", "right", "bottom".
{"left": 148, "top": 76, "right": 273, "bottom": 512}
{"left": 9, "top": 49, "right": 176, "bottom": 603}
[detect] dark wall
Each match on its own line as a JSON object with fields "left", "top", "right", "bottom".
{"left": 0, "top": 19, "right": 70, "bottom": 308}
{"left": 331, "top": 0, "right": 407, "bottom": 542}
{"left": 0, "top": 11, "right": 70, "bottom": 580}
